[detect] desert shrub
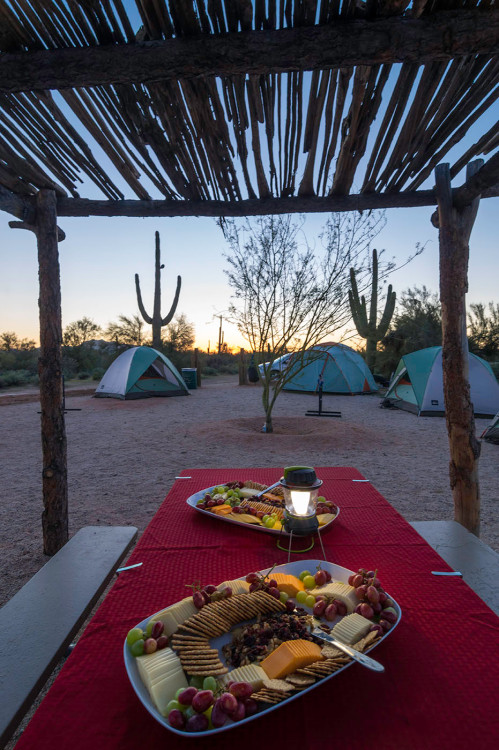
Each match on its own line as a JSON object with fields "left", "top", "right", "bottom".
{"left": 92, "top": 367, "right": 105, "bottom": 381}
{"left": 77, "top": 371, "right": 91, "bottom": 379}
{"left": 0, "top": 369, "right": 37, "bottom": 388}
{"left": 202, "top": 366, "right": 218, "bottom": 376}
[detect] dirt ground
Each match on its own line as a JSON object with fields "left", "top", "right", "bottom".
{"left": 1, "top": 374, "right": 498, "bottom": 607}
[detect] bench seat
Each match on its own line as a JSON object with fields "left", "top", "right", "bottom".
{"left": 410, "top": 520, "right": 499, "bottom": 616}
{"left": 0, "top": 525, "right": 137, "bottom": 747}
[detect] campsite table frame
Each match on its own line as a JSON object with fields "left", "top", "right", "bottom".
{"left": 14, "top": 468, "right": 499, "bottom": 750}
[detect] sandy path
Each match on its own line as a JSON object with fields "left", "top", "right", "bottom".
{"left": 1, "top": 374, "right": 498, "bottom": 606}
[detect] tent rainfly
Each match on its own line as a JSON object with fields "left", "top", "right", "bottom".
{"left": 282, "top": 343, "right": 377, "bottom": 394}
{"left": 481, "top": 412, "right": 499, "bottom": 444}
{"left": 95, "top": 347, "right": 188, "bottom": 399}
{"left": 383, "top": 346, "right": 499, "bottom": 417}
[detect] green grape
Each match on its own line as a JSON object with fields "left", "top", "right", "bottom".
{"left": 279, "top": 591, "right": 289, "bottom": 603}
{"left": 204, "top": 704, "right": 214, "bottom": 728}
{"left": 166, "top": 700, "right": 185, "bottom": 714}
{"left": 190, "top": 676, "right": 204, "bottom": 689}
{"left": 226, "top": 489, "right": 234, "bottom": 497}
{"left": 305, "top": 594, "right": 316, "bottom": 608}
{"left": 126, "top": 627, "right": 144, "bottom": 647}
{"left": 317, "top": 496, "right": 326, "bottom": 503}
{"left": 130, "top": 638, "right": 145, "bottom": 657}
{"left": 184, "top": 706, "right": 196, "bottom": 719}
{"left": 296, "top": 591, "right": 308, "bottom": 604}
{"left": 299, "top": 570, "right": 312, "bottom": 581}
{"left": 175, "top": 687, "right": 185, "bottom": 699}
{"left": 203, "top": 676, "right": 217, "bottom": 692}
{"left": 264, "top": 517, "right": 275, "bottom": 528}
{"left": 303, "top": 575, "right": 316, "bottom": 590}
{"left": 145, "top": 620, "right": 157, "bottom": 637}
{"left": 262, "top": 515, "right": 270, "bottom": 523}
{"left": 216, "top": 486, "right": 225, "bottom": 494}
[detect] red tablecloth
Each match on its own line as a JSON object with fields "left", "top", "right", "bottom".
{"left": 15, "top": 468, "right": 499, "bottom": 750}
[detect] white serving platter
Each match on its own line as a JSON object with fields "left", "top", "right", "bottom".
{"left": 124, "top": 559, "right": 401, "bottom": 737}
{"left": 186, "top": 484, "right": 339, "bottom": 537}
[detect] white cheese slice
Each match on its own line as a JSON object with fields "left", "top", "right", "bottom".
{"left": 309, "top": 582, "right": 358, "bottom": 613}
{"left": 218, "top": 664, "right": 266, "bottom": 691}
{"left": 217, "top": 579, "right": 250, "bottom": 595}
{"left": 150, "top": 669, "right": 188, "bottom": 716}
{"left": 331, "top": 613, "right": 372, "bottom": 644}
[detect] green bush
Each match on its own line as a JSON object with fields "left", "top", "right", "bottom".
{"left": 92, "top": 367, "right": 105, "bottom": 381}
{"left": 0, "top": 369, "right": 38, "bottom": 388}
{"left": 202, "top": 366, "right": 219, "bottom": 376}
{"left": 77, "top": 371, "right": 91, "bottom": 380}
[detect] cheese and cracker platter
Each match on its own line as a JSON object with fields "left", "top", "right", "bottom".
{"left": 186, "top": 480, "right": 339, "bottom": 536}
{"left": 124, "top": 559, "right": 401, "bottom": 736}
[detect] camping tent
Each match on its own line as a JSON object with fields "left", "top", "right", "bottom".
{"left": 481, "top": 412, "right": 499, "bottom": 443}
{"left": 95, "top": 346, "right": 189, "bottom": 399}
{"left": 282, "top": 343, "right": 377, "bottom": 394}
{"left": 383, "top": 346, "right": 499, "bottom": 417}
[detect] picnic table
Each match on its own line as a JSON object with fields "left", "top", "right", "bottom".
{"left": 13, "top": 468, "right": 499, "bottom": 749}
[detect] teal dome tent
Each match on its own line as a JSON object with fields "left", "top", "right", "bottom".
{"left": 95, "top": 346, "right": 189, "bottom": 399}
{"left": 282, "top": 343, "right": 377, "bottom": 394}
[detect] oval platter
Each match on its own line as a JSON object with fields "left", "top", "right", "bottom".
{"left": 186, "top": 484, "right": 340, "bottom": 537}
{"left": 124, "top": 559, "right": 401, "bottom": 737}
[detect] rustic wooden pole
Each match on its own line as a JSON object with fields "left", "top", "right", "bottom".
{"left": 194, "top": 348, "right": 202, "bottom": 387}
{"left": 435, "top": 161, "right": 482, "bottom": 535}
{"left": 36, "top": 189, "right": 68, "bottom": 555}
{"left": 239, "top": 348, "right": 248, "bottom": 385}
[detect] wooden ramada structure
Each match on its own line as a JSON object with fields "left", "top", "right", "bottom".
{"left": 0, "top": 1, "right": 497, "bottom": 554}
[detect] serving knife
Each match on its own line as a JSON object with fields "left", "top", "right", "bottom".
{"left": 310, "top": 622, "right": 385, "bottom": 673}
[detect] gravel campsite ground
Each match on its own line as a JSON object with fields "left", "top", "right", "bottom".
{"left": 1, "top": 373, "right": 498, "bottom": 608}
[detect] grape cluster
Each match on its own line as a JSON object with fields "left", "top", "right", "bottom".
{"left": 245, "top": 571, "right": 281, "bottom": 600}
{"left": 168, "top": 680, "right": 256, "bottom": 732}
{"left": 188, "top": 582, "right": 233, "bottom": 610}
{"left": 348, "top": 568, "right": 398, "bottom": 634}
{"left": 126, "top": 620, "right": 169, "bottom": 657}
{"left": 196, "top": 483, "right": 244, "bottom": 511}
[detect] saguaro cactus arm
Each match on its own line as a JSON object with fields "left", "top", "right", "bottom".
{"left": 348, "top": 268, "right": 369, "bottom": 335}
{"left": 161, "top": 275, "right": 182, "bottom": 325}
{"left": 135, "top": 273, "right": 153, "bottom": 324}
{"left": 377, "top": 284, "right": 396, "bottom": 339}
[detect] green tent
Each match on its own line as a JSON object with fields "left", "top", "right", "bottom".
{"left": 481, "top": 412, "right": 499, "bottom": 443}
{"left": 95, "top": 346, "right": 188, "bottom": 399}
{"left": 383, "top": 346, "right": 499, "bottom": 417}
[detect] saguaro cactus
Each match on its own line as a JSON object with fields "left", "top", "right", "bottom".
{"left": 135, "top": 231, "right": 181, "bottom": 349}
{"left": 349, "top": 248, "right": 396, "bottom": 370}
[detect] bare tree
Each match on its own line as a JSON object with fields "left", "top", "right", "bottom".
{"left": 221, "top": 213, "right": 384, "bottom": 432}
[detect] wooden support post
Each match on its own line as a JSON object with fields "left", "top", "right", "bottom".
{"left": 36, "top": 189, "right": 68, "bottom": 555}
{"left": 194, "top": 348, "right": 201, "bottom": 387}
{"left": 239, "top": 348, "right": 248, "bottom": 385}
{"left": 435, "top": 162, "right": 482, "bottom": 535}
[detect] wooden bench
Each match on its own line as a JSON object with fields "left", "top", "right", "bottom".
{"left": 0, "top": 525, "right": 137, "bottom": 747}
{"left": 411, "top": 520, "right": 499, "bottom": 616}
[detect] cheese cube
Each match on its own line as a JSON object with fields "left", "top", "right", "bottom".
{"left": 331, "top": 613, "right": 371, "bottom": 644}
{"left": 218, "top": 664, "right": 266, "bottom": 691}
{"left": 309, "top": 582, "right": 358, "bottom": 613}
{"left": 260, "top": 640, "right": 323, "bottom": 679}
{"left": 271, "top": 573, "right": 305, "bottom": 598}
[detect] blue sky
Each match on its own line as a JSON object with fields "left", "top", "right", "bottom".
{"left": 0, "top": 2, "right": 497, "bottom": 350}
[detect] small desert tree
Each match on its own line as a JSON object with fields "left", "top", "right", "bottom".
{"left": 222, "top": 213, "right": 384, "bottom": 432}
{"left": 63, "top": 317, "right": 101, "bottom": 347}
{"left": 105, "top": 314, "right": 145, "bottom": 346}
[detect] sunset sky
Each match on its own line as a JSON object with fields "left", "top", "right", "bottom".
{"left": 0, "top": 1, "right": 497, "bottom": 352}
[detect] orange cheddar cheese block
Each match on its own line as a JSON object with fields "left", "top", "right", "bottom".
{"left": 211, "top": 504, "right": 233, "bottom": 515}
{"left": 260, "top": 640, "right": 323, "bottom": 679}
{"left": 271, "top": 573, "right": 305, "bottom": 597}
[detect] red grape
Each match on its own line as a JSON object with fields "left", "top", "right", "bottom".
{"left": 185, "top": 714, "right": 209, "bottom": 732}
{"left": 268, "top": 587, "right": 280, "bottom": 599}
{"left": 268, "top": 579, "right": 277, "bottom": 588}
{"left": 178, "top": 687, "right": 198, "bottom": 706}
{"left": 366, "top": 570, "right": 375, "bottom": 578}
{"left": 367, "top": 586, "right": 380, "bottom": 604}
{"left": 156, "top": 635, "right": 169, "bottom": 650}
{"left": 243, "top": 698, "right": 258, "bottom": 716}
{"left": 379, "top": 619, "right": 392, "bottom": 632}
{"left": 380, "top": 608, "right": 397, "bottom": 624}
{"left": 332, "top": 599, "right": 347, "bottom": 617}
{"left": 144, "top": 638, "right": 157, "bottom": 654}
{"left": 315, "top": 569, "right": 327, "bottom": 586}
{"left": 191, "top": 690, "right": 214, "bottom": 713}
{"left": 285, "top": 598, "right": 296, "bottom": 612}
{"left": 223, "top": 586, "right": 233, "bottom": 599}
{"left": 168, "top": 709, "right": 186, "bottom": 729}
{"left": 204, "top": 584, "right": 217, "bottom": 595}
{"left": 348, "top": 574, "right": 355, "bottom": 586}
{"left": 369, "top": 624, "right": 384, "bottom": 635}
{"left": 313, "top": 600, "right": 327, "bottom": 617}
{"left": 229, "top": 682, "right": 253, "bottom": 700}
{"left": 249, "top": 581, "right": 261, "bottom": 593}
{"left": 246, "top": 572, "right": 259, "bottom": 583}
{"left": 352, "top": 574, "right": 364, "bottom": 588}
{"left": 193, "top": 591, "right": 205, "bottom": 609}
{"left": 355, "top": 585, "right": 367, "bottom": 600}
{"left": 372, "top": 602, "right": 382, "bottom": 614}
{"left": 201, "top": 590, "right": 211, "bottom": 605}
{"left": 211, "top": 700, "right": 228, "bottom": 728}
{"left": 324, "top": 603, "right": 338, "bottom": 621}
{"left": 232, "top": 701, "right": 246, "bottom": 721}
{"left": 218, "top": 692, "right": 238, "bottom": 715}
{"left": 151, "top": 621, "right": 164, "bottom": 639}
{"left": 359, "top": 603, "right": 374, "bottom": 619}
{"left": 378, "top": 591, "right": 387, "bottom": 604}
{"left": 206, "top": 500, "right": 216, "bottom": 508}
{"left": 324, "top": 570, "right": 332, "bottom": 582}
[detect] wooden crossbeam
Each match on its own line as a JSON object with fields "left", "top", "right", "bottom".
{"left": 0, "top": 10, "right": 497, "bottom": 94}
